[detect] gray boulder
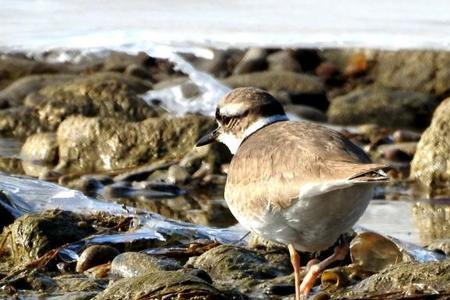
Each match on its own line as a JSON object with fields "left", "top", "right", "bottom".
{"left": 328, "top": 86, "right": 438, "bottom": 128}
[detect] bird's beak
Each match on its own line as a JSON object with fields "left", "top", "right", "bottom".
{"left": 196, "top": 128, "right": 219, "bottom": 147}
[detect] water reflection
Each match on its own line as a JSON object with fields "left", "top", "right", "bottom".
{"left": 413, "top": 201, "right": 450, "bottom": 245}
{"left": 0, "top": 137, "right": 22, "bottom": 158}
{"left": 358, "top": 199, "right": 450, "bottom": 247}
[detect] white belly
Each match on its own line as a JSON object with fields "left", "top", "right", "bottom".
{"left": 230, "top": 183, "right": 374, "bottom": 252}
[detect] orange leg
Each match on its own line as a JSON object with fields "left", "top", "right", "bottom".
{"left": 288, "top": 244, "right": 302, "bottom": 300}
{"left": 299, "top": 243, "right": 349, "bottom": 296}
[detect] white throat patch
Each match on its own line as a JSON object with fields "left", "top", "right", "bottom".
{"left": 218, "top": 114, "right": 289, "bottom": 154}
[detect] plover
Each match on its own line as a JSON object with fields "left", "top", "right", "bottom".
{"left": 196, "top": 87, "right": 389, "bottom": 299}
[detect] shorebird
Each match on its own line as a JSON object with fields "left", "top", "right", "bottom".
{"left": 196, "top": 87, "right": 389, "bottom": 299}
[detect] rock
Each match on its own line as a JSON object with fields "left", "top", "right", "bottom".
{"left": 167, "top": 165, "right": 190, "bottom": 184}
{"left": 0, "top": 54, "right": 74, "bottom": 90}
{"left": 0, "top": 74, "right": 75, "bottom": 108}
{"left": 20, "top": 133, "right": 58, "bottom": 177}
{"left": 290, "top": 49, "right": 322, "bottom": 72}
{"left": 284, "top": 104, "right": 328, "bottom": 122}
{"left": 76, "top": 245, "right": 120, "bottom": 273}
{"left": 377, "top": 142, "right": 417, "bottom": 162}
{"left": 183, "top": 199, "right": 236, "bottom": 227}
{"left": 232, "top": 48, "right": 268, "bottom": 75}
{"left": 53, "top": 274, "right": 106, "bottom": 294}
{"left": 32, "top": 72, "right": 155, "bottom": 130}
{"left": 110, "top": 252, "right": 181, "bottom": 277}
{"left": 3, "top": 210, "right": 94, "bottom": 264}
{"left": 195, "top": 48, "right": 244, "bottom": 78}
{"left": 328, "top": 86, "right": 438, "bottom": 128}
{"left": 188, "top": 245, "right": 287, "bottom": 282}
{"left": 94, "top": 271, "right": 224, "bottom": 300}
{"left": 102, "top": 51, "right": 152, "bottom": 73}
{"left": 427, "top": 239, "right": 450, "bottom": 256}
{"left": 0, "top": 191, "right": 15, "bottom": 230}
{"left": 152, "top": 77, "right": 202, "bottom": 99}
{"left": 267, "top": 50, "right": 302, "bottom": 73}
{"left": 55, "top": 115, "right": 216, "bottom": 173}
{"left": 344, "top": 53, "right": 369, "bottom": 77}
{"left": 0, "top": 107, "right": 41, "bottom": 137}
{"left": 247, "top": 233, "right": 286, "bottom": 251}
{"left": 411, "top": 97, "right": 450, "bottom": 195}
{"left": 0, "top": 156, "right": 23, "bottom": 174}
{"left": 223, "top": 70, "right": 328, "bottom": 111}
{"left": 348, "top": 260, "right": 450, "bottom": 297}
{"left": 315, "top": 62, "right": 340, "bottom": 81}
{"left": 0, "top": 72, "right": 157, "bottom": 138}
{"left": 67, "top": 175, "right": 114, "bottom": 197}
{"left": 124, "top": 64, "right": 153, "bottom": 80}
{"left": 371, "top": 50, "right": 450, "bottom": 96}
{"left": 392, "top": 129, "right": 422, "bottom": 143}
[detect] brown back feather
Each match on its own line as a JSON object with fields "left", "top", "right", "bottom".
{"left": 225, "top": 121, "right": 389, "bottom": 218}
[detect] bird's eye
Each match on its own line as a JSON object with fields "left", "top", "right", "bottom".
{"left": 222, "top": 116, "right": 231, "bottom": 125}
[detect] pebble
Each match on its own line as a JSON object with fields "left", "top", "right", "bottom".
{"left": 167, "top": 164, "right": 190, "bottom": 184}
{"left": 110, "top": 252, "right": 181, "bottom": 278}
{"left": 392, "top": 129, "right": 422, "bottom": 143}
{"left": 76, "top": 245, "right": 120, "bottom": 273}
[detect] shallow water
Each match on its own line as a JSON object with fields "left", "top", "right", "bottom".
{"left": 0, "top": 173, "right": 444, "bottom": 263}
{"left": 0, "top": 138, "right": 22, "bottom": 159}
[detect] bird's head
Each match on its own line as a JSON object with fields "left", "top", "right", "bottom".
{"left": 196, "top": 87, "right": 288, "bottom": 154}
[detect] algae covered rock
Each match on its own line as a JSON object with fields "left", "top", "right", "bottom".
{"left": 0, "top": 72, "right": 157, "bottom": 138}
{"left": 32, "top": 72, "right": 156, "bottom": 131}
{"left": 188, "top": 245, "right": 287, "bottom": 282}
{"left": 328, "top": 86, "right": 438, "bottom": 128}
{"left": 94, "top": 271, "right": 224, "bottom": 300}
{"left": 411, "top": 97, "right": 450, "bottom": 195}
{"left": 349, "top": 259, "right": 450, "bottom": 297}
{"left": 55, "top": 114, "right": 216, "bottom": 173}
{"left": 3, "top": 210, "right": 94, "bottom": 264}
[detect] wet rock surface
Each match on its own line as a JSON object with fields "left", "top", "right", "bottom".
{"left": 2, "top": 210, "right": 94, "bottom": 264}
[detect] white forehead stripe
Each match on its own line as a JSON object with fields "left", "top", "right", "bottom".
{"left": 219, "top": 102, "right": 251, "bottom": 117}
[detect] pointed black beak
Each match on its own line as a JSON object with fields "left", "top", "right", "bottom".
{"left": 196, "top": 128, "right": 219, "bottom": 147}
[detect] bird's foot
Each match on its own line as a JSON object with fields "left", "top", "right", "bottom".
{"left": 299, "top": 243, "right": 349, "bottom": 296}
